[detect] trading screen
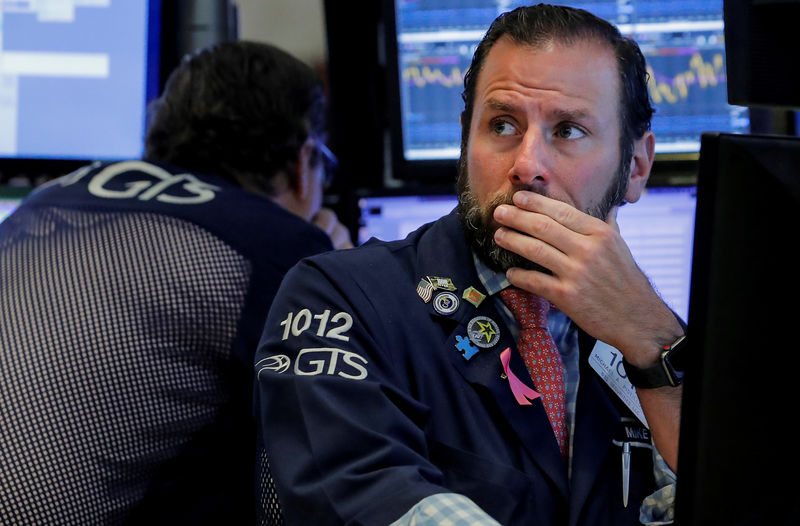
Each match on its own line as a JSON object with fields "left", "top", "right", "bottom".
{"left": 0, "top": 1, "right": 154, "bottom": 160}
{"left": 394, "top": 0, "right": 748, "bottom": 161}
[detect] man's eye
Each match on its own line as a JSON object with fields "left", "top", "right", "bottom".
{"left": 491, "top": 120, "right": 516, "bottom": 136}
{"left": 556, "top": 124, "right": 586, "bottom": 140}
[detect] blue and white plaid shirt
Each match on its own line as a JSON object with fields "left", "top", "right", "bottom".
{"left": 392, "top": 254, "right": 676, "bottom": 526}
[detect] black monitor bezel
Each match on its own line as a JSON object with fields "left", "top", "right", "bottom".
{"left": 675, "top": 131, "right": 800, "bottom": 523}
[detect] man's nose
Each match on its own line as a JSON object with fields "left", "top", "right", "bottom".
{"left": 507, "top": 128, "right": 550, "bottom": 188}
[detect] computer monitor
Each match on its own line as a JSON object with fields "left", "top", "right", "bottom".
{"left": 0, "top": 1, "right": 161, "bottom": 162}
{"left": 385, "top": 0, "right": 748, "bottom": 182}
{"left": 358, "top": 183, "right": 696, "bottom": 322}
{"left": 724, "top": 0, "right": 800, "bottom": 109}
{"left": 675, "top": 132, "right": 800, "bottom": 524}
{"left": 357, "top": 192, "right": 458, "bottom": 245}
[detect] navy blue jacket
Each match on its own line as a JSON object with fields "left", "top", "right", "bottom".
{"left": 256, "top": 210, "right": 656, "bottom": 526}
{"left": 0, "top": 161, "right": 333, "bottom": 524}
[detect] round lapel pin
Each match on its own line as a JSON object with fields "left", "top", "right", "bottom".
{"left": 432, "top": 291, "right": 459, "bottom": 315}
{"left": 467, "top": 315, "right": 500, "bottom": 348}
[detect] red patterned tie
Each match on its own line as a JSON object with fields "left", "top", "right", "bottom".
{"left": 499, "top": 287, "right": 567, "bottom": 457}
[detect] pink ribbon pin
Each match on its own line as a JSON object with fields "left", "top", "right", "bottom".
{"left": 500, "top": 347, "right": 541, "bottom": 405}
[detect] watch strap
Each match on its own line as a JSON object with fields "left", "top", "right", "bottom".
{"left": 623, "top": 335, "right": 686, "bottom": 388}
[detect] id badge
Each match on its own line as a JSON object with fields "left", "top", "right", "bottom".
{"left": 588, "top": 341, "right": 648, "bottom": 428}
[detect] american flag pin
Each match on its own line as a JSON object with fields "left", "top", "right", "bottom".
{"left": 416, "top": 278, "right": 435, "bottom": 303}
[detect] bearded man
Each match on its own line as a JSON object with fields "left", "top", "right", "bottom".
{"left": 254, "top": 5, "right": 684, "bottom": 525}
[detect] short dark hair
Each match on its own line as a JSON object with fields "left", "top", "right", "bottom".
{"left": 459, "top": 4, "right": 654, "bottom": 166}
{"left": 144, "top": 40, "right": 326, "bottom": 195}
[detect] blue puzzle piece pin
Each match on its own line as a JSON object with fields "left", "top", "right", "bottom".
{"left": 455, "top": 335, "right": 481, "bottom": 360}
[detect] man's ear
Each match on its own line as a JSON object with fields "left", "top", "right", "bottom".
{"left": 624, "top": 130, "right": 655, "bottom": 204}
{"left": 288, "top": 140, "right": 315, "bottom": 199}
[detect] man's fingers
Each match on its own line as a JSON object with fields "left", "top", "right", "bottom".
{"left": 494, "top": 226, "right": 567, "bottom": 273}
{"left": 512, "top": 191, "right": 600, "bottom": 235}
{"left": 313, "top": 208, "right": 354, "bottom": 249}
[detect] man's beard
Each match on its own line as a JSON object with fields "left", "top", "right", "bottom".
{"left": 456, "top": 155, "right": 630, "bottom": 273}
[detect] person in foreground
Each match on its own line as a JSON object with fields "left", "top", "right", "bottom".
{"left": 0, "top": 40, "right": 350, "bottom": 524}
{"left": 255, "top": 5, "right": 684, "bottom": 525}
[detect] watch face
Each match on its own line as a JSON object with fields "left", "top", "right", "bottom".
{"left": 667, "top": 364, "right": 684, "bottom": 385}
{"left": 665, "top": 335, "right": 688, "bottom": 375}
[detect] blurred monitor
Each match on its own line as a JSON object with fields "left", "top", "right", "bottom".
{"left": 0, "top": 1, "right": 161, "bottom": 161}
{"left": 358, "top": 184, "right": 696, "bottom": 321}
{"left": 385, "top": 0, "right": 748, "bottom": 181}
{"left": 358, "top": 193, "right": 457, "bottom": 245}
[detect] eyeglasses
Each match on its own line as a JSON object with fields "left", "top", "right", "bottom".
{"left": 313, "top": 141, "right": 338, "bottom": 189}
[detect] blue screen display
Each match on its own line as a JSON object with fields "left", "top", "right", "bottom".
{"left": 0, "top": 1, "right": 159, "bottom": 160}
{"left": 393, "top": 0, "right": 748, "bottom": 160}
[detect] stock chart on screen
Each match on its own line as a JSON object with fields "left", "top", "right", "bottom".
{"left": 393, "top": 0, "right": 748, "bottom": 161}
